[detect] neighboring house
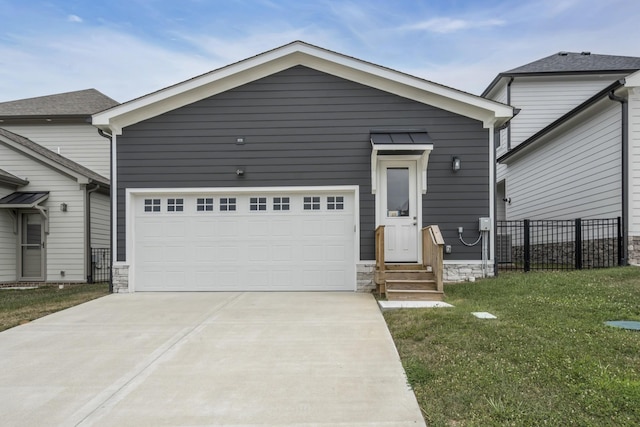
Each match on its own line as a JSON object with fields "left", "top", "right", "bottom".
{"left": 0, "top": 89, "right": 118, "bottom": 284}
{"left": 483, "top": 51, "right": 640, "bottom": 264}
{"left": 93, "top": 41, "right": 514, "bottom": 293}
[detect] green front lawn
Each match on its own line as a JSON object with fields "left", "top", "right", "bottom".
{"left": 385, "top": 267, "right": 640, "bottom": 426}
{"left": 0, "top": 283, "right": 109, "bottom": 332}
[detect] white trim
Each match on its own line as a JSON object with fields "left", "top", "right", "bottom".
{"left": 488, "top": 124, "right": 495, "bottom": 263}
{"left": 112, "top": 133, "right": 118, "bottom": 264}
{"left": 93, "top": 42, "right": 513, "bottom": 134}
{"left": 371, "top": 149, "right": 432, "bottom": 195}
{"left": 125, "top": 185, "right": 360, "bottom": 292}
{"left": 443, "top": 260, "right": 488, "bottom": 265}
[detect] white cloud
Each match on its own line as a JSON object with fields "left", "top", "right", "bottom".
{"left": 405, "top": 17, "right": 505, "bottom": 34}
{"left": 67, "top": 14, "right": 83, "bottom": 23}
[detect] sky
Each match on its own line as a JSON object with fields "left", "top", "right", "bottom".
{"left": 1, "top": 0, "right": 640, "bottom": 103}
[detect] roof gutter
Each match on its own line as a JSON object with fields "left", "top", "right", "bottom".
{"left": 97, "top": 128, "right": 114, "bottom": 293}
{"left": 86, "top": 184, "right": 101, "bottom": 283}
{"left": 608, "top": 85, "right": 628, "bottom": 265}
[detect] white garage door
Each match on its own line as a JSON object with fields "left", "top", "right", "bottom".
{"left": 132, "top": 189, "right": 356, "bottom": 291}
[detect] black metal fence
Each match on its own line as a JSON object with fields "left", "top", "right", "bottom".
{"left": 90, "top": 248, "right": 111, "bottom": 283}
{"left": 496, "top": 217, "right": 622, "bottom": 272}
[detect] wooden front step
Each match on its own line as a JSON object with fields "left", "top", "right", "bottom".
{"left": 385, "top": 289, "right": 445, "bottom": 301}
{"left": 385, "top": 279, "right": 437, "bottom": 291}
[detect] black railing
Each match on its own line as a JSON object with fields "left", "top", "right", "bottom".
{"left": 90, "top": 248, "right": 111, "bottom": 283}
{"left": 496, "top": 217, "right": 622, "bottom": 272}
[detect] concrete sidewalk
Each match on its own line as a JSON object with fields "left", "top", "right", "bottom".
{"left": 0, "top": 292, "right": 426, "bottom": 426}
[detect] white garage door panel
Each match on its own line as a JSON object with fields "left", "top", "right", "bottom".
{"left": 133, "top": 191, "right": 355, "bottom": 291}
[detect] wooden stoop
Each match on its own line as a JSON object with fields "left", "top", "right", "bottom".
{"left": 375, "top": 263, "right": 444, "bottom": 301}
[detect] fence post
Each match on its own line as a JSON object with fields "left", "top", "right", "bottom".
{"left": 617, "top": 216, "right": 623, "bottom": 266}
{"left": 523, "top": 219, "right": 530, "bottom": 272}
{"left": 575, "top": 218, "right": 582, "bottom": 270}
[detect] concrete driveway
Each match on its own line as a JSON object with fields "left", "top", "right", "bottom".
{"left": 0, "top": 292, "right": 426, "bottom": 426}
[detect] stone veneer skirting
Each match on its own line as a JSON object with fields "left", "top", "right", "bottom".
{"left": 443, "top": 262, "right": 494, "bottom": 282}
{"left": 627, "top": 237, "right": 640, "bottom": 265}
{"left": 112, "top": 263, "right": 130, "bottom": 293}
{"left": 113, "top": 261, "right": 490, "bottom": 293}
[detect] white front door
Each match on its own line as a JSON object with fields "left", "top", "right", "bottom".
{"left": 379, "top": 161, "right": 419, "bottom": 262}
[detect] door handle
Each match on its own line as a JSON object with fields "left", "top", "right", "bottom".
{"left": 412, "top": 222, "right": 417, "bottom": 226}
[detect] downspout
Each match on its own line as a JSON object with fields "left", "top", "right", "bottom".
{"left": 608, "top": 86, "right": 628, "bottom": 265}
{"left": 506, "top": 77, "right": 514, "bottom": 150}
{"left": 97, "top": 128, "right": 114, "bottom": 292}
{"left": 86, "top": 183, "right": 100, "bottom": 283}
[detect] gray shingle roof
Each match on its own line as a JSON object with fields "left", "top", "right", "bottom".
{"left": 506, "top": 52, "right": 640, "bottom": 74}
{"left": 0, "top": 128, "right": 109, "bottom": 187}
{"left": 0, "top": 89, "right": 119, "bottom": 117}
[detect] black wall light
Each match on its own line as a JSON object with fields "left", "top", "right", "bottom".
{"left": 452, "top": 157, "right": 461, "bottom": 172}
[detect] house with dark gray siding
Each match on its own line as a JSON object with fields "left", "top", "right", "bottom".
{"left": 93, "top": 41, "right": 513, "bottom": 293}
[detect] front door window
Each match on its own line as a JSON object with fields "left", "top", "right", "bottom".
{"left": 386, "top": 168, "right": 410, "bottom": 217}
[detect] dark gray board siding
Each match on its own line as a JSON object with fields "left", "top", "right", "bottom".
{"left": 116, "top": 66, "right": 489, "bottom": 261}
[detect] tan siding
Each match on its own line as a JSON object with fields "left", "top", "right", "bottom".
{"left": 0, "top": 145, "right": 86, "bottom": 281}
{"left": 506, "top": 101, "right": 621, "bottom": 220}
{"left": 2, "top": 124, "right": 109, "bottom": 178}
{"left": 90, "top": 191, "right": 110, "bottom": 248}
{"left": 628, "top": 88, "right": 640, "bottom": 236}
{"left": 510, "top": 76, "right": 624, "bottom": 147}
{"left": 0, "top": 186, "right": 17, "bottom": 282}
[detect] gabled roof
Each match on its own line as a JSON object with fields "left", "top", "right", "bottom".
{"left": 0, "top": 168, "right": 28, "bottom": 186}
{"left": 0, "top": 89, "right": 119, "bottom": 119}
{"left": 94, "top": 41, "right": 514, "bottom": 134}
{"left": 506, "top": 52, "right": 640, "bottom": 74}
{"left": 0, "top": 128, "right": 109, "bottom": 187}
{"left": 482, "top": 52, "right": 640, "bottom": 97}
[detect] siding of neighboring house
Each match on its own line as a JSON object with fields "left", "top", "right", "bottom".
{"left": 505, "top": 100, "right": 621, "bottom": 220}
{"left": 0, "top": 145, "right": 86, "bottom": 281}
{"left": 90, "top": 191, "right": 110, "bottom": 248}
{"left": 2, "top": 124, "right": 110, "bottom": 178}
{"left": 509, "top": 76, "right": 624, "bottom": 147}
{"left": 116, "top": 66, "right": 490, "bottom": 262}
{"left": 629, "top": 87, "right": 640, "bottom": 236}
{"left": 0, "top": 185, "right": 17, "bottom": 282}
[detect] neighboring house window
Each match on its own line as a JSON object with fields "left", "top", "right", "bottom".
{"left": 144, "top": 199, "right": 161, "bottom": 212}
{"left": 220, "top": 197, "right": 237, "bottom": 211}
{"left": 303, "top": 196, "right": 320, "bottom": 210}
{"left": 167, "top": 198, "right": 184, "bottom": 212}
{"left": 327, "top": 196, "right": 344, "bottom": 210}
{"left": 197, "top": 198, "right": 214, "bottom": 212}
{"left": 250, "top": 197, "right": 267, "bottom": 211}
{"left": 273, "top": 197, "right": 290, "bottom": 211}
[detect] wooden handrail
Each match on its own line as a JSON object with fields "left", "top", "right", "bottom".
{"left": 422, "top": 225, "right": 444, "bottom": 293}
{"left": 375, "top": 225, "right": 385, "bottom": 272}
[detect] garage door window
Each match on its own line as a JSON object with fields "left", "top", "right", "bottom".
{"left": 273, "top": 197, "right": 290, "bottom": 211}
{"left": 327, "top": 196, "right": 344, "bottom": 210}
{"left": 144, "top": 199, "right": 161, "bottom": 212}
{"left": 250, "top": 197, "right": 267, "bottom": 211}
{"left": 220, "top": 197, "right": 236, "bottom": 212}
{"left": 167, "top": 198, "right": 184, "bottom": 212}
{"left": 196, "top": 198, "right": 214, "bottom": 212}
{"left": 303, "top": 196, "right": 321, "bottom": 210}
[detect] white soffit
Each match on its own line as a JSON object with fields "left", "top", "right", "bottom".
{"left": 93, "top": 41, "right": 513, "bottom": 134}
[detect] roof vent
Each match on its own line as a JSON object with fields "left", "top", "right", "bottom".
{"left": 558, "top": 52, "right": 569, "bottom": 56}
{"left": 581, "top": 51, "right": 591, "bottom": 55}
